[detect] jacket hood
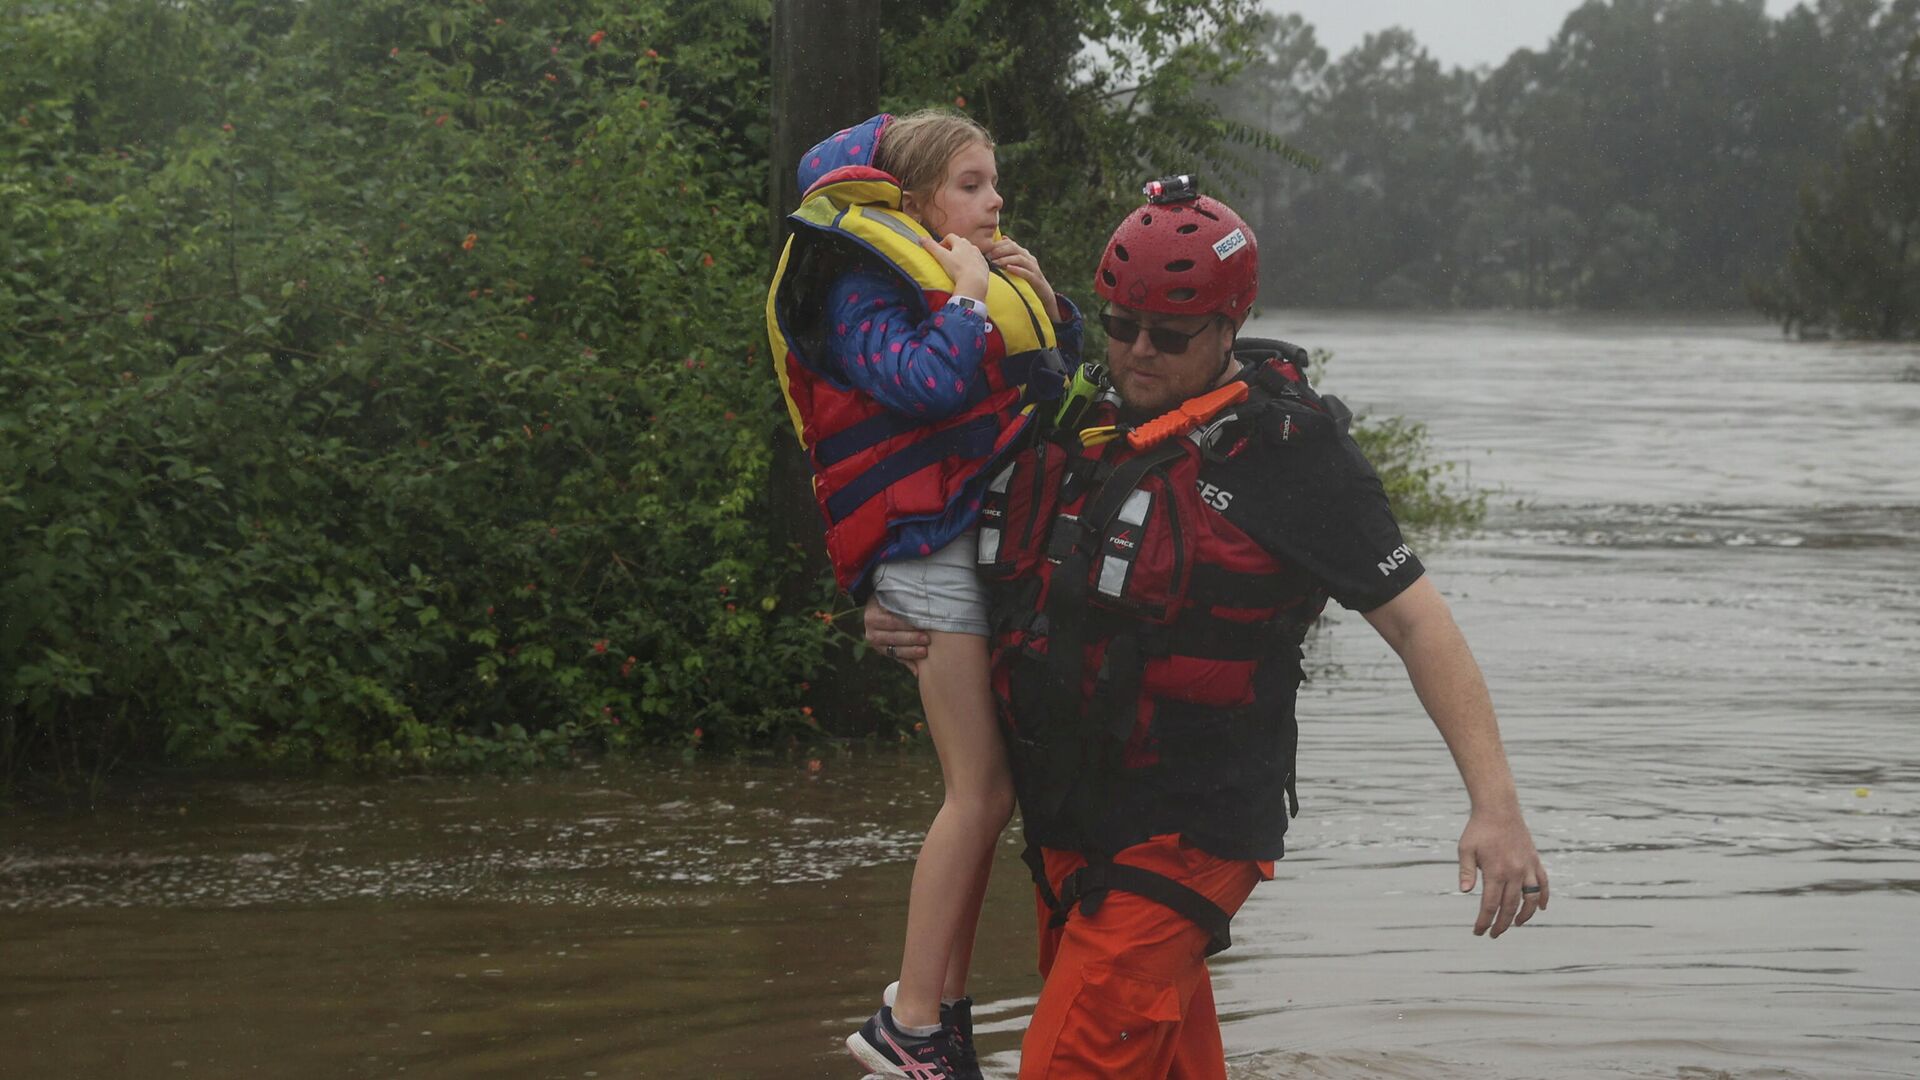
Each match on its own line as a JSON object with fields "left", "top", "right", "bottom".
{"left": 795, "top": 113, "right": 893, "bottom": 199}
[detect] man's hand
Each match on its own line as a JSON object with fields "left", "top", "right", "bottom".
{"left": 1459, "top": 810, "right": 1549, "bottom": 938}
{"left": 1364, "top": 578, "right": 1549, "bottom": 939}
{"left": 862, "top": 595, "right": 929, "bottom": 671}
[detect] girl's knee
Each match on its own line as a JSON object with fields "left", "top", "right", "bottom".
{"left": 945, "top": 783, "right": 1015, "bottom": 828}
{"left": 986, "top": 781, "right": 1015, "bottom": 826}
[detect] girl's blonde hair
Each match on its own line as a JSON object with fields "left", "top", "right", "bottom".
{"left": 873, "top": 108, "right": 993, "bottom": 203}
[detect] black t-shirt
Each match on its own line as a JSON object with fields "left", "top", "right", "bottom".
{"left": 1198, "top": 397, "right": 1424, "bottom": 613}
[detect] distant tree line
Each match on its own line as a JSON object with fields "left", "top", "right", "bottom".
{"left": 1208, "top": 0, "right": 1920, "bottom": 326}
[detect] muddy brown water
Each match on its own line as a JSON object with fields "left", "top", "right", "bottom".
{"left": 4, "top": 313, "right": 1917, "bottom": 1079}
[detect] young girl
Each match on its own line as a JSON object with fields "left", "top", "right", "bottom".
{"left": 767, "top": 109, "right": 1082, "bottom": 1079}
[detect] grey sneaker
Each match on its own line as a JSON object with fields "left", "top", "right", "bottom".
{"left": 847, "top": 1005, "right": 959, "bottom": 1079}
{"left": 880, "top": 982, "right": 980, "bottom": 1080}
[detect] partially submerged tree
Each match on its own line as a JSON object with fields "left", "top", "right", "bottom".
{"left": 1752, "top": 39, "right": 1920, "bottom": 338}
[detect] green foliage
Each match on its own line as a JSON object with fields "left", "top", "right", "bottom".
{"left": 876, "top": 0, "right": 1303, "bottom": 299}
{"left": 1351, "top": 417, "right": 1487, "bottom": 538}
{"left": 1751, "top": 38, "right": 1920, "bottom": 338}
{"left": 1212, "top": 0, "right": 1920, "bottom": 310}
{"left": 2, "top": 0, "right": 1478, "bottom": 790}
{"left": 1, "top": 0, "right": 839, "bottom": 788}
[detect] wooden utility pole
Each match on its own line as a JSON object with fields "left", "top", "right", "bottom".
{"left": 768, "top": 0, "right": 883, "bottom": 724}
{"left": 768, "top": 0, "right": 880, "bottom": 576}
{"left": 770, "top": 0, "right": 881, "bottom": 261}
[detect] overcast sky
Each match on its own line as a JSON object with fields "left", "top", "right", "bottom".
{"left": 1269, "top": 0, "right": 1805, "bottom": 70}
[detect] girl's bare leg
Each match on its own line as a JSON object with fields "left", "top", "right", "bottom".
{"left": 891, "top": 629, "right": 1013, "bottom": 1031}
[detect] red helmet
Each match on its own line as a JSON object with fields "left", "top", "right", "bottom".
{"left": 1094, "top": 180, "right": 1258, "bottom": 324}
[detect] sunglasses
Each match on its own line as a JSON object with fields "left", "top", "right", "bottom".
{"left": 1100, "top": 312, "right": 1216, "bottom": 355}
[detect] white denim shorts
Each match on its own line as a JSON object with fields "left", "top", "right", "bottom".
{"left": 870, "top": 528, "right": 991, "bottom": 637}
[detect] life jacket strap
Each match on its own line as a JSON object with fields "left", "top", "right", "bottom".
{"left": 1032, "top": 849, "right": 1235, "bottom": 958}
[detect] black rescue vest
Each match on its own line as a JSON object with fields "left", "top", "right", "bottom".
{"left": 980, "top": 340, "right": 1351, "bottom": 952}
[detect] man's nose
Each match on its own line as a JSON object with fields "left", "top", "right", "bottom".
{"left": 1127, "top": 325, "right": 1159, "bottom": 357}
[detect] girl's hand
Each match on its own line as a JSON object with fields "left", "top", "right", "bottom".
{"left": 986, "top": 236, "right": 1062, "bottom": 322}
{"left": 920, "top": 234, "right": 990, "bottom": 302}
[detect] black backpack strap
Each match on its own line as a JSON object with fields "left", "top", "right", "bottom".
{"left": 1021, "top": 842, "right": 1070, "bottom": 929}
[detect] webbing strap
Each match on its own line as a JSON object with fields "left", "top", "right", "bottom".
{"left": 1052, "top": 858, "right": 1236, "bottom": 957}
{"left": 1040, "top": 440, "right": 1188, "bottom": 730}
{"left": 1021, "top": 842, "right": 1063, "bottom": 918}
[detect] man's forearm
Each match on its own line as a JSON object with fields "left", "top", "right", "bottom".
{"left": 1366, "top": 579, "right": 1521, "bottom": 815}
{"left": 1396, "top": 616, "right": 1522, "bottom": 815}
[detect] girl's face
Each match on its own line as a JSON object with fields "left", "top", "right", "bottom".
{"left": 904, "top": 141, "right": 1002, "bottom": 252}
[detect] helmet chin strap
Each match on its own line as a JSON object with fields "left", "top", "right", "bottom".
{"left": 1214, "top": 324, "right": 1238, "bottom": 385}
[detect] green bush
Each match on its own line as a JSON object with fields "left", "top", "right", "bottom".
{"left": 2, "top": 0, "right": 841, "bottom": 787}
{"left": 2, "top": 0, "right": 1478, "bottom": 791}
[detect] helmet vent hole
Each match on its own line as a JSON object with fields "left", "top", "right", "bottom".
{"left": 1193, "top": 207, "right": 1219, "bottom": 221}
{"left": 1176, "top": 224, "right": 1199, "bottom": 235}
{"left": 1102, "top": 269, "right": 1118, "bottom": 287}
{"left": 1167, "top": 287, "right": 1198, "bottom": 302}
{"left": 1141, "top": 213, "right": 1153, "bottom": 226}
{"left": 1113, "top": 244, "right": 1130, "bottom": 262}
{"left": 1165, "top": 259, "right": 1195, "bottom": 273}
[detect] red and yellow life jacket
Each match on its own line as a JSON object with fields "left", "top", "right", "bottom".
{"left": 767, "top": 168, "right": 1062, "bottom": 594}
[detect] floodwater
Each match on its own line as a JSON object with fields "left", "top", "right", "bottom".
{"left": 4, "top": 312, "right": 1917, "bottom": 1079}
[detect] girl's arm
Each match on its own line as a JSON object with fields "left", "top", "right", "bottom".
{"left": 824, "top": 265, "right": 993, "bottom": 419}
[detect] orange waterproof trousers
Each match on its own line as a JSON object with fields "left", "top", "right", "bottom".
{"left": 1017, "top": 836, "right": 1269, "bottom": 1080}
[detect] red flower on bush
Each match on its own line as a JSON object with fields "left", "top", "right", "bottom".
{"left": 544, "top": 72, "right": 557, "bottom": 82}
{"left": 593, "top": 640, "right": 608, "bottom": 654}
{"left": 645, "top": 48, "right": 659, "bottom": 59}
{"left": 461, "top": 233, "right": 477, "bottom": 251}
{"left": 524, "top": 582, "right": 537, "bottom": 592}
{"left": 588, "top": 30, "right": 606, "bottom": 47}
{"left": 700, "top": 253, "right": 715, "bottom": 268}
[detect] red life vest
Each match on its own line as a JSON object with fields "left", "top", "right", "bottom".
{"left": 767, "top": 169, "right": 1062, "bottom": 595}
{"left": 980, "top": 349, "right": 1345, "bottom": 862}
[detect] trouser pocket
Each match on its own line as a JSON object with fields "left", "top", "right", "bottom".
{"left": 1023, "top": 961, "right": 1183, "bottom": 1078}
